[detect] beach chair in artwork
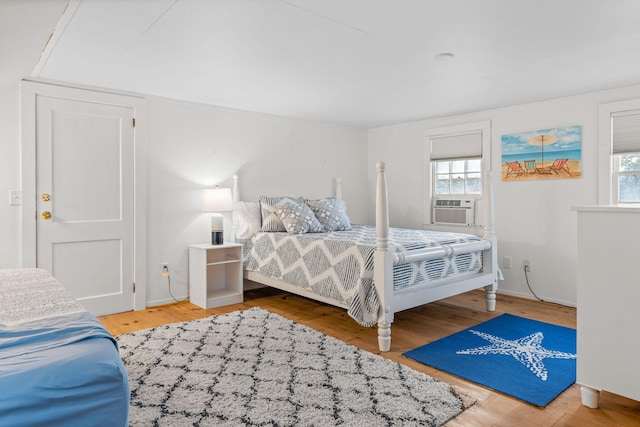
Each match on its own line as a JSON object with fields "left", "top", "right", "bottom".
{"left": 505, "top": 161, "right": 526, "bottom": 179}
{"left": 537, "top": 158, "right": 572, "bottom": 176}
{"left": 523, "top": 159, "right": 536, "bottom": 174}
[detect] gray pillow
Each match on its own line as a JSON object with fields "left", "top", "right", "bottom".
{"left": 259, "top": 195, "right": 305, "bottom": 232}
{"left": 306, "top": 197, "right": 352, "bottom": 232}
{"left": 274, "top": 199, "right": 325, "bottom": 234}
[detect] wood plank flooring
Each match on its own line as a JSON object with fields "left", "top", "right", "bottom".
{"left": 100, "top": 286, "right": 640, "bottom": 426}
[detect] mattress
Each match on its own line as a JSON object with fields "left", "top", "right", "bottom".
{"left": 0, "top": 268, "right": 129, "bottom": 427}
{"left": 244, "top": 225, "right": 484, "bottom": 326}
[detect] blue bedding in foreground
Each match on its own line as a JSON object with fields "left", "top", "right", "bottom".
{"left": 0, "top": 311, "right": 129, "bottom": 427}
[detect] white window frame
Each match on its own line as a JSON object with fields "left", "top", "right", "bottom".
{"left": 612, "top": 153, "right": 640, "bottom": 203}
{"left": 598, "top": 99, "right": 640, "bottom": 204}
{"left": 423, "top": 120, "right": 491, "bottom": 226}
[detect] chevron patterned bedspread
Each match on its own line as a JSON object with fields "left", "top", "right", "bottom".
{"left": 244, "top": 225, "right": 484, "bottom": 326}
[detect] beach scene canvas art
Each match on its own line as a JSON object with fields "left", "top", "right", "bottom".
{"left": 501, "top": 125, "right": 581, "bottom": 181}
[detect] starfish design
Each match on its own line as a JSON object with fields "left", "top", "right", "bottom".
{"left": 456, "top": 330, "right": 576, "bottom": 381}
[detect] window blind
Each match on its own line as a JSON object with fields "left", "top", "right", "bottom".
{"left": 612, "top": 110, "right": 640, "bottom": 154}
{"left": 430, "top": 132, "right": 482, "bottom": 160}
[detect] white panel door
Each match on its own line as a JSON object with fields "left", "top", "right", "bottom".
{"left": 36, "top": 95, "right": 135, "bottom": 315}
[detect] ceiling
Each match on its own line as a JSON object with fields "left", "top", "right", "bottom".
{"left": 35, "top": 0, "right": 640, "bottom": 128}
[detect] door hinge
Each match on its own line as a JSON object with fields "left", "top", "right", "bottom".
{"left": 133, "top": 282, "right": 136, "bottom": 293}
{"left": 132, "top": 117, "right": 136, "bottom": 127}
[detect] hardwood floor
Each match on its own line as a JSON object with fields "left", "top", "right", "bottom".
{"left": 100, "top": 287, "right": 640, "bottom": 426}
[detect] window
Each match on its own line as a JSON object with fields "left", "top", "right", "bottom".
{"left": 614, "top": 153, "right": 640, "bottom": 203}
{"left": 599, "top": 100, "right": 640, "bottom": 204}
{"left": 423, "top": 120, "right": 491, "bottom": 226}
{"left": 434, "top": 158, "right": 482, "bottom": 195}
{"left": 429, "top": 128, "right": 484, "bottom": 196}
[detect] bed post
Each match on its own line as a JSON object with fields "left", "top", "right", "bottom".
{"left": 232, "top": 175, "right": 239, "bottom": 203}
{"left": 482, "top": 171, "right": 498, "bottom": 311}
{"left": 335, "top": 178, "right": 343, "bottom": 200}
{"left": 231, "top": 175, "right": 239, "bottom": 242}
{"left": 374, "top": 161, "right": 394, "bottom": 352}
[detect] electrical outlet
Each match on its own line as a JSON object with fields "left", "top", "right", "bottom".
{"left": 161, "top": 263, "right": 169, "bottom": 277}
{"left": 523, "top": 260, "right": 531, "bottom": 272}
{"left": 503, "top": 256, "right": 512, "bottom": 269}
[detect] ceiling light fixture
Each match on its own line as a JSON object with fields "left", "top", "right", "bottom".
{"left": 434, "top": 52, "right": 455, "bottom": 61}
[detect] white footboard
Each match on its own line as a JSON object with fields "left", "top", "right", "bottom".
{"left": 373, "top": 162, "right": 498, "bottom": 352}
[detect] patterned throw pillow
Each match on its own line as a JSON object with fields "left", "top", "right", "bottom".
{"left": 259, "top": 196, "right": 305, "bottom": 232}
{"left": 274, "top": 199, "right": 325, "bottom": 234}
{"left": 306, "top": 197, "right": 352, "bottom": 232}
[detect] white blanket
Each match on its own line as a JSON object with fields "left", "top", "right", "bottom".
{"left": 0, "top": 268, "right": 85, "bottom": 326}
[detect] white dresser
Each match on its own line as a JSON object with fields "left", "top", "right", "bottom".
{"left": 574, "top": 205, "right": 640, "bottom": 408}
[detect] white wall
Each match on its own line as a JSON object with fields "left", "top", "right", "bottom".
{"left": 144, "top": 96, "right": 367, "bottom": 305}
{"left": 4, "top": 1, "right": 640, "bottom": 309}
{"left": 0, "top": 0, "right": 68, "bottom": 269}
{"left": 0, "top": 0, "right": 368, "bottom": 307}
{"left": 368, "top": 84, "right": 640, "bottom": 306}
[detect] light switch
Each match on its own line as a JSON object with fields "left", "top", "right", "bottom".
{"left": 9, "top": 190, "right": 22, "bottom": 206}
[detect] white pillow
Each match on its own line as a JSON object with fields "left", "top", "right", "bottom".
{"left": 233, "top": 201, "right": 261, "bottom": 239}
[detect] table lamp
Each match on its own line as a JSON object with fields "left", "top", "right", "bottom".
{"left": 202, "top": 187, "right": 233, "bottom": 245}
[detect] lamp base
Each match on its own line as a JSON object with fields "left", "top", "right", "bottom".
{"left": 211, "top": 231, "right": 224, "bottom": 245}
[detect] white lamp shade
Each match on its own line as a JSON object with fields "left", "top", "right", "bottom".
{"left": 202, "top": 187, "right": 233, "bottom": 212}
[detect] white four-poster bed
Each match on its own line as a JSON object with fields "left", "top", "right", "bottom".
{"left": 234, "top": 161, "right": 499, "bottom": 352}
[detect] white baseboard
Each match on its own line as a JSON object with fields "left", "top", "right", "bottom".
{"left": 145, "top": 283, "right": 264, "bottom": 309}
{"left": 497, "top": 289, "right": 576, "bottom": 308}
{"left": 145, "top": 295, "right": 189, "bottom": 308}
{"left": 146, "top": 288, "right": 576, "bottom": 310}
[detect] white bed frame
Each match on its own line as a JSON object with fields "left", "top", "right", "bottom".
{"left": 236, "top": 161, "right": 498, "bottom": 352}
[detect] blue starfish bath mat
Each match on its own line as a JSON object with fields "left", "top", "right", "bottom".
{"left": 404, "top": 313, "right": 576, "bottom": 407}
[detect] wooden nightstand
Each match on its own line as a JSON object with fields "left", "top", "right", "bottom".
{"left": 188, "top": 243, "right": 243, "bottom": 309}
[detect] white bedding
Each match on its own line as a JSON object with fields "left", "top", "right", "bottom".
{"left": 0, "top": 268, "right": 85, "bottom": 326}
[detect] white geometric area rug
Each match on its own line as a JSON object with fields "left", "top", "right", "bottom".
{"left": 116, "top": 307, "right": 475, "bottom": 426}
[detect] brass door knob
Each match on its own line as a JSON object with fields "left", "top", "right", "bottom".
{"left": 41, "top": 211, "right": 52, "bottom": 220}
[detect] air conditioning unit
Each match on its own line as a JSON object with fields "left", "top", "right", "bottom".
{"left": 432, "top": 198, "right": 476, "bottom": 226}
